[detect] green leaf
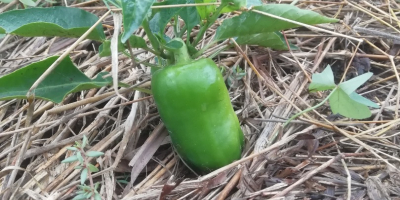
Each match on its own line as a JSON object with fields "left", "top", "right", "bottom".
{"left": 85, "top": 192, "right": 93, "bottom": 199}
{"left": 20, "top": 0, "right": 36, "bottom": 6}
{"left": 0, "top": 7, "right": 105, "bottom": 41}
{"left": 221, "top": 0, "right": 246, "bottom": 13}
{"left": 0, "top": 0, "right": 13, "bottom": 3}
{"left": 87, "top": 164, "right": 99, "bottom": 172}
{"left": 94, "top": 182, "right": 100, "bottom": 190}
{"left": 75, "top": 141, "right": 81, "bottom": 148}
{"left": 164, "top": 39, "right": 183, "bottom": 50}
{"left": 80, "top": 168, "right": 88, "bottom": 185}
{"left": 125, "top": 35, "right": 148, "bottom": 48}
{"left": 215, "top": 4, "right": 338, "bottom": 41}
{"left": 94, "top": 193, "right": 101, "bottom": 200}
{"left": 86, "top": 151, "right": 104, "bottom": 158}
{"left": 99, "top": 34, "right": 148, "bottom": 57}
{"left": 77, "top": 151, "right": 84, "bottom": 164}
{"left": 76, "top": 190, "right": 86, "bottom": 194}
{"left": 235, "top": 31, "right": 297, "bottom": 50}
{"left": 349, "top": 92, "right": 379, "bottom": 108}
{"left": 309, "top": 65, "right": 336, "bottom": 92}
{"left": 82, "top": 135, "right": 88, "bottom": 148}
{"left": 227, "top": 66, "right": 245, "bottom": 88}
{"left": 247, "top": 0, "right": 262, "bottom": 7}
{"left": 195, "top": 0, "right": 217, "bottom": 20}
{"left": 339, "top": 72, "right": 373, "bottom": 95}
{"left": 62, "top": 155, "right": 78, "bottom": 163}
{"left": 121, "top": 0, "right": 155, "bottom": 43}
{"left": 66, "top": 147, "right": 78, "bottom": 151}
{"left": 75, "top": 166, "right": 83, "bottom": 170}
{"left": 0, "top": 56, "right": 114, "bottom": 103}
{"left": 149, "top": 0, "right": 186, "bottom": 34}
{"left": 329, "top": 88, "right": 372, "bottom": 119}
{"left": 72, "top": 194, "right": 88, "bottom": 200}
{"left": 179, "top": 0, "right": 200, "bottom": 34}
{"left": 78, "top": 185, "right": 91, "bottom": 190}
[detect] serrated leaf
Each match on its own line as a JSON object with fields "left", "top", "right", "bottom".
{"left": 149, "top": 0, "right": 186, "bottom": 34}
{"left": 236, "top": 31, "right": 297, "bottom": 50}
{"left": 309, "top": 65, "right": 336, "bottom": 92}
{"left": 0, "top": 7, "right": 105, "bottom": 41}
{"left": 195, "top": 0, "right": 217, "bottom": 20}
{"left": 121, "top": 0, "right": 155, "bottom": 43}
{"left": 81, "top": 168, "right": 88, "bottom": 185}
{"left": 62, "top": 155, "right": 78, "bottom": 163}
{"left": 215, "top": 4, "right": 338, "bottom": 41}
{"left": 20, "top": 0, "right": 36, "bottom": 6}
{"left": 88, "top": 164, "right": 99, "bottom": 172}
{"left": 0, "top": 56, "right": 115, "bottom": 103}
{"left": 349, "top": 92, "right": 379, "bottom": 108}
{"left": 86, "top": 151, "right": 104, "bottom": 158}
{"left": 339, "top": 72, "right": 373, "bottom": 95}
{"left": 329, "top": 88, "right": 371, "bottom": 119}
{"left": 179, "top": 0, "right": 200, "bottom": 34}
{"left": 99, "top": 34, "right": 147, "bottom": 57}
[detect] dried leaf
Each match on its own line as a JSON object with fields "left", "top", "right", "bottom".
{"left": 239, "top": 166, "right": 261, "bottom": 193}
{"left": 295, "top": 133, "right": 316, "bottom": 140}
{"left": 159, "top": 175, "right": 183, "bottom": 200}
{"left": 389, "top": 40, "right": 400, "bottom": 56}
{"left": 199, "top": 171, "right": 229, "bottom": 198}
{"left": 305, "top": 139, "right": 319, "bottom": 158}
{"left": 352, "top": 56, "right": 371, "bottom": 75}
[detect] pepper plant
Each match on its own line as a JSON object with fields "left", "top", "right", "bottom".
{"left": 0, "top": 0, "right": 362, "bottom": 176}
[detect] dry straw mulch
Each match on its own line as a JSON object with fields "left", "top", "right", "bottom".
{"left": 1, "top": 0, "right": 400, "bottom": 199}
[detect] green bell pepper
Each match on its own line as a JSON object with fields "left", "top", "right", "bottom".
{"left": 151, "top": 39, "right": 244, "bottom": 173}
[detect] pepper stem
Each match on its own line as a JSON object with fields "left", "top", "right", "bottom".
{"left": 167, "top": 38, "right": 192, "bottom": 65}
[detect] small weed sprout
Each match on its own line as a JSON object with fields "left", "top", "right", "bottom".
{"left": 62, "top": 135, "right": 104, "bottom": 200}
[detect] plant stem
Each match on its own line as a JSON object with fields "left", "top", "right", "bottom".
{"left": 121, "top": 51, "right": 159, "bottom": 68}
{"left": 192, "top": 4, "right": 226, "bottom": 47}
{"left": 142, "top": 18, "right": 161, "bottom": 54}
{"left": 178, "top": 24, "right": 187, "bottom": 39}
{"left": 168, "top": 38, "right": 191, "bottom": 64}
{"left": 283, "top": 87, "right": 337, "bottom": 127}
{"left": 267, "top": 87, "right": 337, "bottom": 147}
{"left": 207, "top": 44, "right": 229, "bottom": 59}
{"left": 192, "top": 40, "right": 220, "bottom": 58}
{"left": 173, "top": 15, "right": 180, "bottom": 38}
{"left": 186, "top": 30, "right": 191, "bottom": 46}
{"left": 143, "top": 47, "right": 161, "bottom": 57}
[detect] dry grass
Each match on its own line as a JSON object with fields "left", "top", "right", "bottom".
{"left": 1, "top": 0, "right": 400, "bottom": 199}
